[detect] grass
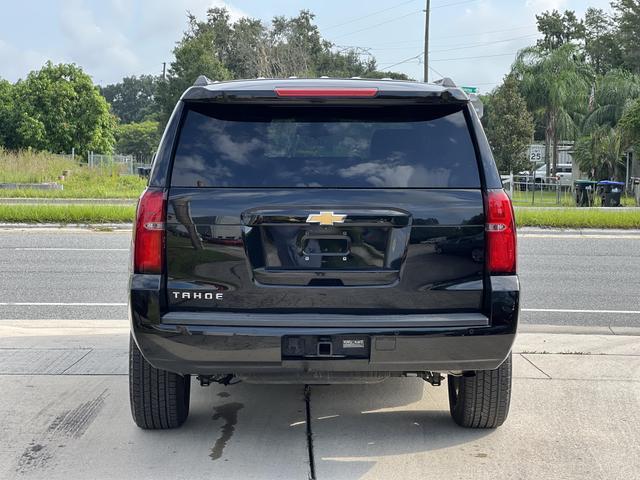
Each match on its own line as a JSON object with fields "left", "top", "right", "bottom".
{"left": 0, "top": 148, "right": 147, "bottom": 198}
{"left": 0, "top": 149, "right": 76, "bottom": 183}
{"left": 515, "top": 208, "right": 640, "bottom": 229}
{"left": 1, "top": 204, "right": 639, "bottom": 228}
{"left": 511, "top": 189, "right": 637, "bottom": 207}
{"left": 1, "top": 149, "right": 639, "bottom": 227}
{"left": 0, "top": 204, "right": 136, "bottom": 224}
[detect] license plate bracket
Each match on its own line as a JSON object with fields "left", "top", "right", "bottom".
{"left": 282, "top": 335, "right": 370, "bottom": 359}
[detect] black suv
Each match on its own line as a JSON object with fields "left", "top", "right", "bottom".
{"left": 129, "top": 78, "right": 518, "bottom": 430}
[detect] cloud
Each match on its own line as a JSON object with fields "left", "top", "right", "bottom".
{"left": 134, "top": 0, "right": 247, "bottom": 41}
{"left": 58, "top": 0, "right": 139, "bottom": 83}
{"left": 54, "top": 0, "right": 247, "bottom": 84}
{"left": 0, "top": 39, "right": 48, "bottom": 82}
{"left": 525, "top": 0, "right": 568, "bottom": 12}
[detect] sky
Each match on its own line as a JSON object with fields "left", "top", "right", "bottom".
{"left": 0, "top": 0, "right": 614, "bottom": 93}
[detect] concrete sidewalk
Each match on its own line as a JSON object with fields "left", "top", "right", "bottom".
{"left": 0, "top": 321, "right": 639, "bottom": 480}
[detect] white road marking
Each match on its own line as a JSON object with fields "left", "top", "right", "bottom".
{"left": 0, "top": 302, "right": 127, "bottom": 306}
{"left": 520, "top": 234, "right": 640, "bottom": 239}
{"left": 523, "top": 308, "right": 640, "bottom": 315}
{"left": 12, "top": 248, "right": 128, "bottom": 251}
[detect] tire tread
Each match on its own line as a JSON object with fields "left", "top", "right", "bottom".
{"left": 129, "top": 336, "right": 190, "bottom": 429}
{"left": 448, "top": 353, "right": 512, "bottom": 428}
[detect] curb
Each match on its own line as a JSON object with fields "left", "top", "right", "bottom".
{"left": 518, "top": 324, "right": 640, "bottom": 336}
{"left": 0, "top": 223, "right": 133, "bottom": 230}
{"left": 519, "top": 227, "right": 640, "bottom": 235}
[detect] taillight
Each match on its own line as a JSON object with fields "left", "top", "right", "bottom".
{"left": 485, "top": 190, "right": 516, "bottom": 275}
{"left": 274, "top": 87, "right": 378, "bottom": 98}
{"left": 133, "top": 189, "right": 166, "bottom": 274}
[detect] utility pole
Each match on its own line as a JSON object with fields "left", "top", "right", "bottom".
{"left": 423, "top": 0, "right": 430, "bottom": 83}
{"left": 162, "top": 62, "right": 167, "bottom": 81}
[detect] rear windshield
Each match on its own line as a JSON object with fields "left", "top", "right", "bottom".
{"left": 170, "top": 104, "right": 480, "bottom": 188}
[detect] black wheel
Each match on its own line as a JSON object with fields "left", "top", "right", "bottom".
{"left": 447, "top": 353, "right": 512, "bottom": 428}
{"left": 129, "top": 335, "right": 191, "bottom": 429}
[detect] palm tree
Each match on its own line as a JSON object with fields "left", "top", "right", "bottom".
{"left": 583, "top": 69, "right": 640, "bottom": 132}
{"left": 512, "top": 44, "right": 592, "bottom": 176}
{"left": 574, "top": 126, "right": 624, "bottom": 180}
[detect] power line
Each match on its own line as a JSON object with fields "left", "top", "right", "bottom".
{"left": 433, "top": 24, "right": 537, "bottom": 41}
{"left": 323, "top": 0, "right": 419, "bottom": 31}
{"left": 332, "top": 0, "right": 479, "bottom": 40}
{"left": 381, "top": 50, "right": 520, "bottom": 69}
{"left": 429, "top": 65, "right": 447, "bottom": 79}
{"left": 363, "top": 25, "right": 538, "bottom": 47}
{"left": 431, "top": 0, "right": 478, "bottom": 9}
{"left": 431, "top": 51, "right": 520, "bottom": 62}
{"left": 429, "top": 33, "right": 540, "bottom": 53}
{"left": 362, "top": 32, "right": 539, "bottom": 51}
{"left": 380, "top": 52, "right": 424, "bottom": 70}
{"left": 333, "top": 10, "right": 424, "bottom": 39}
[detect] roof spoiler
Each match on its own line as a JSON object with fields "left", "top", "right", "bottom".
{"left": 193, "top": 75, "right": 214, "bottom": 86}
{"left": 434, "top": 77, "right": 484, "bottom": 118}
{"left": 434, "top": 77, "right": 457, "bottom": 88}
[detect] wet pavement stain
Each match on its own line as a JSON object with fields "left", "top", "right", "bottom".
{"left": 210, "top": 402, "right": 244, "bottom": 461}
{"left": 217, "top": 391, "right": 231, "bottom": 398}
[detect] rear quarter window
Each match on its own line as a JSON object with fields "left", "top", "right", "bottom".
{"left": 170, "top": 103, "right": 480, "bottom": 188}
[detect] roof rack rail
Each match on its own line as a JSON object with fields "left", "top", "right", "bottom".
{"left": 193, "top": 75, "right": 213, "bottom": 87}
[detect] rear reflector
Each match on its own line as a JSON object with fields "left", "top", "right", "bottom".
{"left": 485, "top": 190, "right": 516, "bottom": 275}
{"left": 274, "top": 88, "right": 378, "bottom": 98}
{"left": 133, "top": 189, "right": 166, "bottom": 274}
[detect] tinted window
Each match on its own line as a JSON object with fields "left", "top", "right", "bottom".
{"left": 171, "top": 104, "right": 480, "bottom": 188}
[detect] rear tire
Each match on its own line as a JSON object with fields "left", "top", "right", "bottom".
{"left": 447, "top": 353, "right": 512, "bottom": 428}
{"left": 129, "top": 335, "right": 191, "bottom": 429}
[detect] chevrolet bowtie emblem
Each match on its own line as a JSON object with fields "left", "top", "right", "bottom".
{"left": 306, "top": 211, "right": 347, "bottom": 226}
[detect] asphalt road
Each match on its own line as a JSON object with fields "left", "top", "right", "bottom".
{"left": 0, "top": 227, "right": 639, "bottom": 329}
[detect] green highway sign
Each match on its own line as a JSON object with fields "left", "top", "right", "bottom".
{"left": 461, "top": 86, "right": 478, "bottom": 94}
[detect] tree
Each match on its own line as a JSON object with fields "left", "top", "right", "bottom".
{"left": 574, "top": 126, "right": 624, "bottom": 180}
{"left": 583, "top": 8, "right": 623, "bottom": 75}
{"left": 483, "top": 75, "right": 534, "bottom": 173}
{"left": 583, "top": 69, "right": 640, "bottom": 132}
{"left": 536, "top": 10, "right": 585, "bottom": 51}
{"left": 612, "top": 0, "right": 640, "bottom": 73}
{"left": 101, "top": 75, "right": 160, "bottom": 124}
{"left": 619, "top": 97, "right": 640, "bottom": 147}
{"left": 513, "top": 45, "right": 592, "bottom": 175}
{"left": 154, "top": 8, "right": 410, "bottom": 127}
{"left": 9, "top": 62, "right": 115, "bottom": 155}
{"left": 155, "top": 21, "right": 231, "bottom": 126}
{"left": 0, "top": 79, "right": 15, "bottom": 147}
{"left": 115, "top": 121, "right": 160, "bottom": 162}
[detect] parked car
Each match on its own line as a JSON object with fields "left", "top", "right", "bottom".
{"left": 129, "top": 77, "right": 519, "bottom": 430}
{"left": 518, "top": 163, "right": 573, "bottom": 187}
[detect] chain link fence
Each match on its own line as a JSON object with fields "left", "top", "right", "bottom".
{"left": 87, "top": 152, "right": 152, "bottom": 176}
{"left": 502, "top": 174, "right": 574, "bottom": 205}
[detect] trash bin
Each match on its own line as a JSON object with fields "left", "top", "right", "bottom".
{"left": 597, "top": 180, "right": 625, "bottom": 207}
{"left": 136, "top": 166, "right": 152, "bottom": 178}
{"left": 574, "top": 180, "right": 597, "bottom": 207}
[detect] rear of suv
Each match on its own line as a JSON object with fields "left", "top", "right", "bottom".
{"left": 129, "top": 78, "right": 519, "bottom": 430}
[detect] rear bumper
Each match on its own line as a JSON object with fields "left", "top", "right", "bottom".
{"left": 130, "top": 275, "right": 519, "bottom": 375}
